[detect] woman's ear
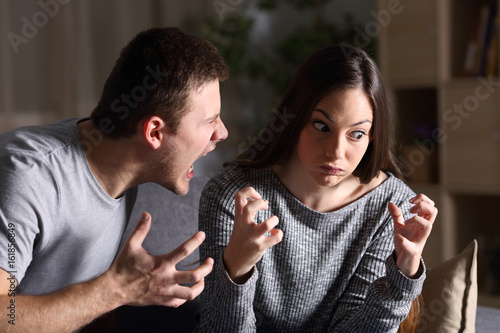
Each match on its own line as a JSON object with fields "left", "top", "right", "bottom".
{"left": 143, "top": 116, "right": 167, "bottom": 149}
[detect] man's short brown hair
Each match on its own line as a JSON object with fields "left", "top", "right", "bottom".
{"left": 90, "top": 27, "right": 229, "bottom": 137}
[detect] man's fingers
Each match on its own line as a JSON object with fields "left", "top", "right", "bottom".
{"left": 162, "top": 231, "right": 206, "bottom": 264}
{"left": 165, "top": 298, "right": 187, "bottom": 308}
{"left": 127, "top": 212, "right": 152, "bottom": 250}
{"left": 170, "top": 259, "right": 213, "bottom": 285}
{"left": 388, "top": 202, "right": 405, "bottom": 226}
{"left": 158, "top": 279, "right": 206, "bottom": 303}
{"left": 173, "top": 257, "right": 214, "bottom": 284}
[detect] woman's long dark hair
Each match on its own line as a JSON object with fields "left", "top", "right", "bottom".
{"left": 230, "top": 44, "right": 403, "bottom": 183}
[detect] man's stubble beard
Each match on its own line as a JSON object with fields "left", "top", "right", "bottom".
{"left": 149, "top": 147, "right": 189, "bottom": 196}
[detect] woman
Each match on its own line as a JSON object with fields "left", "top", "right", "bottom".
{"left": 198, "top": 44, "right": 436, "bottom": 332}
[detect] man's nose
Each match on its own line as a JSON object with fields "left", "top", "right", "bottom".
{"left": 212, "top": 117, "right": 228, "bottom": 142}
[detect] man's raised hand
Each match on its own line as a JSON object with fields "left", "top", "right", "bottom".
{"left": 107, "top": 212, "right": 214, "bottom": 308}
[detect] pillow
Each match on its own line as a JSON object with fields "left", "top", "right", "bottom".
{"left": 418, "top": 239, "right": 478, "bottom": 332}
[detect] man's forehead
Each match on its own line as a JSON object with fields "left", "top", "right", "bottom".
{"left": 182, "top": 81, "right": 220, "bottom": 119}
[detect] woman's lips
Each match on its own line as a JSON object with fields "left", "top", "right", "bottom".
{"left": 319, "top": 166, "right": 343, "bottom": 174}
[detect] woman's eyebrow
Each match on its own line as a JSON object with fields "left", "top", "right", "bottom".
{"left": 313, "top": 109, "right": 372, "bottom": 126}
{"left": 313, "top": 109, "right": 334, "bottom": 122}
{"left": 351, "top": 119, "right": 372, "bottom": 126}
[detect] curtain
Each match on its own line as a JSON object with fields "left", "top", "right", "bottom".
{"left": 0, "top": 0, "right": 212, "bottom": 133}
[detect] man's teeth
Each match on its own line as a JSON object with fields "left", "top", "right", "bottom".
{"left": 189, "top": 165, "right": 193, "bottom": 173}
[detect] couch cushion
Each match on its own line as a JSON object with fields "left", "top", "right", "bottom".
{"left": 419, "top": 240, "right": 478, "bottom": 332}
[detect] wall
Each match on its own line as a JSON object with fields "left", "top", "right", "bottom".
{"left": 0, "top": 0, "right": 376, "bottom": 175}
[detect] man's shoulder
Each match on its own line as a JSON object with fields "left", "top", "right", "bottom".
{"left": 0, "top": 118, "right": 81, "bottom": 163}
{"left": 0, "top": 118, "right": 83, "bottom": 190}
{"left": 0, "top": 118, "right": 81, "bottom": 157}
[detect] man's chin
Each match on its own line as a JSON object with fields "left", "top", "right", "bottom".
{"left": 165, "top": 181, "right": 189, "bottom": 196}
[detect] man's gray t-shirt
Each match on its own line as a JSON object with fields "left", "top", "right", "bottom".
{"left": 0, "top": 118, "right": 137, "bottom": 295}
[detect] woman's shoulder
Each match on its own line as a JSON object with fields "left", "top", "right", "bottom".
{"left": 370, "top": 172, "right": 416, "bottom": 203}
{"left": 384, "top": 173, "right": 414, "bottom": 192}
{"left": 201, "top": 165, "right": 262, "bottom": 198}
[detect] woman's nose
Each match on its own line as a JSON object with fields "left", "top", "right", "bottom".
{"left": 325, "top": 135, "right": 344, "bottom": 159}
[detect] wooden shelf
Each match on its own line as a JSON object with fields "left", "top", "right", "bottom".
{"left": 379, "top": 0, "right": 500, "bottom": 285}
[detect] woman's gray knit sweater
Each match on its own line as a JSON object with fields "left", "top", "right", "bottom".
{"left": 199, "top": 165, "right": 425, "bottom": 332}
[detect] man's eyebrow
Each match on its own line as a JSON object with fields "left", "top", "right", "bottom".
{"left": 208, "top": 113, "right": 220, "bottom": 122}
{"left": 313, "top": 109, "right": 372, "bottom": 127}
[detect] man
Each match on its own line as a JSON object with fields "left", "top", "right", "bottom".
{"left": 0, "top": 27, "right": 229, "bottom": 332}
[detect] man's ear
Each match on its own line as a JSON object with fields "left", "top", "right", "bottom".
{"left": 143, "top": 116, "right": 167, "bottom": 150}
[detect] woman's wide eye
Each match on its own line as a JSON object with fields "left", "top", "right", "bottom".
{"left": 348, "top": 130, "right": 366, "bottom": 141}
{"left": 313, "top": 121, "right": 328, "bottom": 132}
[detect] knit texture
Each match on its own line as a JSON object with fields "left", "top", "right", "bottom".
{"left": 199, "top": 165, "right": 425, "bottom": 332}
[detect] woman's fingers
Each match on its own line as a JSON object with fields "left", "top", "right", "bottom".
{"left": 388, "top": 202, "right": 405, "bottom": 226}
{"left": 234, "top": 187, "right": 271, "bottom": 225}
{"left": 403, "top": 215, "right": 433, "bottom": 237}
{"left": 257, "top": 215, "right": 279, "bottom": 233}
{"left": 410, "top": 194, "right": 438, "bottom": 222}
{"left": 266, "top": 228, "right": 284, "bottom": 246}
{"left": 235, "top": 187, "right": 262, "bottom": 213}
{"left": 410, "top": 193, "right": 435, "bottom": 206}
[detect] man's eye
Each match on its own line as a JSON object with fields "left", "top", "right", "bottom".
{"left": 313, "top": 121, "right": 328, "bottom": 132}
{"left": 348, "top": 130, "right": 366, "bottom": 141}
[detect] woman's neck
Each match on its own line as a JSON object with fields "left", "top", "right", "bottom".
{"left": 270, "top": 156, "right": 387, "bottom": 213}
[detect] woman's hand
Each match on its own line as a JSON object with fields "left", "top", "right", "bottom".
{"left": 223, "top": 187, "right": 283, "bottom": 284}
{"left": 388, "top": 194, "right": 437, "bottom": 278}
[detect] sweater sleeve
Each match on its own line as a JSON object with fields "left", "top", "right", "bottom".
{"left": 198, "top": 170, "right": 259, "bottom": 332}
{"left": 329, "top": 191, "right": 426, "bottom": 332}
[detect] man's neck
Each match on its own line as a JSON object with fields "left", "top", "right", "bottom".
{"left": 77, "top": 120, "right": 140, "bottom": 199}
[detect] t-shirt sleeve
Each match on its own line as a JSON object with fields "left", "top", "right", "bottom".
{"left": 0, "top": 162, "right": 59, "bottom": 285}
{"left": 198, "top": 169, "right": 259, "bottom": 333}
